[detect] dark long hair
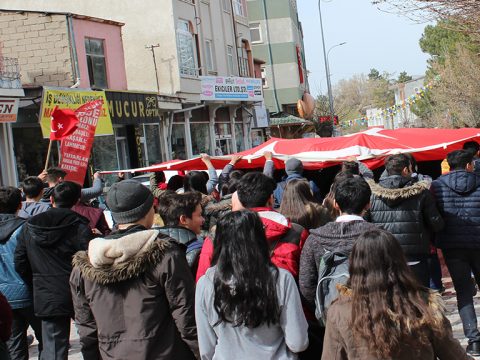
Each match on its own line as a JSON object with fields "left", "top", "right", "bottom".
{"left": 211, "top": 210, "right": 280, "bottom": 328}
{"left": 348, "top": 229, "right": 445, "bottom": 358}
{"left": 279, "top": 179, "right": 329, "bottom": 229}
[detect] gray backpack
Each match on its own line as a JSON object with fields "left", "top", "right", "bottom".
{"left": 315, "top": 251, "right": 350, "bottom": 326}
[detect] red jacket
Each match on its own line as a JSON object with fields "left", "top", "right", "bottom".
{"left": 196, "top": 207, "right": 307, "bottom": 282}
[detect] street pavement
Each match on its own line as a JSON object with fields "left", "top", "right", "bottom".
{"left": 26, "top": 277, "right": 480, "bottom": 359}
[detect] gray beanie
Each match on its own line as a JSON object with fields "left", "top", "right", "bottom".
{"left": 285, "top": 158, "right": 303, "bottom": 176}
{"left": 106, "top": 180, "right": 154, "bottom": 224}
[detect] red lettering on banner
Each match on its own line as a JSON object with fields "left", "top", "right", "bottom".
{"left": 59, "top": 99, "right": 103, "bottom": 185}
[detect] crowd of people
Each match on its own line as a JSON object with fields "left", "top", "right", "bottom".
{"left": 1, "top": 143, "right": 480, "bottom": 360}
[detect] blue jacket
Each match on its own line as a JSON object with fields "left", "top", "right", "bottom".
{"left": 431, "top": 170, "right": 480, "bottom": 249}
{"left": 0, "top": 214, "right": 31, "bottom": 309}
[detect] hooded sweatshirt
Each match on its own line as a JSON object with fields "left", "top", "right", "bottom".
{"left": 299, "top": 220, "right": 378, "bottom": 314}
{"left": 14, "top": 207, "right": 92, "bottom": 317}
{"left": 367, "top": 176, "right": 444, "bottom": 260}
{"left": 431, "top": 170, "right": 480, "bottom": 249}
{"left": 0, "top": 214, "right": 32, "bottom": 309}
{"left": 70, "top": 226, "right": 198, "bottom": 360}
{"left": 196, "top": 208, "right": 307, "bottom": 282}
{"left": 18, "top": 201, "right": 50, "bottom": 219}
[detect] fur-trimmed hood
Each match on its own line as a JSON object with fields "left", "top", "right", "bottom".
{"left": 367, "top": 178, "right": 430, "bottom": 206}
{"left": 72, "top": 229, "right": 173, "bottom": 285}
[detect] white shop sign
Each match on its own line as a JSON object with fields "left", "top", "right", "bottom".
{"left": 200, "top": 76, "right": 263, "bottom": 102}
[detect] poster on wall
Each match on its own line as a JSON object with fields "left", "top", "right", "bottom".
{"left": 39, "top": 87, "right": 113, "bottom": 138}
{"left": 200, "top": 76, "right": 263, "bottom": 101}
{"left": 0, "top": 98, "right": 19, "bottom": 123}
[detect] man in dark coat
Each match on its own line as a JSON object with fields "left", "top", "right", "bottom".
{"left": 367, "top": 154, "right": 444, "bottom": 287}
{"left": 15, "top": 181, "right": 92, "bottom": 360}
{"left": 70, "top": 180, "right": 199, "bottom": 360}
{"left": 431, "top": 149, "right": 480, "bottom": 356}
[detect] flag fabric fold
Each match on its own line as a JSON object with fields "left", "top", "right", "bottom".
{"left": 50, "top": 106, "right": 79, "bottom": 140}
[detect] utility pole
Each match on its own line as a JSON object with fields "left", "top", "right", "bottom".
{"left": 146, "top": 44, "right": 160, "bottom": 94}
{"left": 318, "top": 0, "right": 334, "bottom": 124}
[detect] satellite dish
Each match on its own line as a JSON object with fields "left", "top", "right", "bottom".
{"left": 297, "top": 99, "right": 306, "bottom": 118}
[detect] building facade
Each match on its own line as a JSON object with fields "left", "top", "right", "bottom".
{"left": 2, "top": 1, "right": 266, "bottom": 175}
{"left": 247, "top": 0, "right": 309, "bottom": 114}
{"left": 367, "top": 77, "right": 425, "bottom": 129}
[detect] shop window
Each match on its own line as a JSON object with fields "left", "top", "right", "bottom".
{"left": 177, "top": 20, "right": 198, "bottom": 77}
{"left": 235, "top": 122, "right": 245, "bottom": 152}
{"left": 92, "top": 134, "right": 118, "bottom": 185}
{"left": 249, "top": 22, "right": 262, "bottom": 43}
{"left": 172, "top": 123, "right": 187, "bottom": 160}
{"left": 205, "top": 40, "right": 215, "bottom": 72}
{"left": 144, "top": 124, "right": 163, "bottom": 165}
{"left": 215, "top": 123, "right": 233, "bottom": 155}
{"left": 191, "top": 122, "right": 211, "bottom": 155}
{"left": 85, "top": 38, "right": 108, "bottom": 88}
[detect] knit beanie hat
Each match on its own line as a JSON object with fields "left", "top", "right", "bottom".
{"left": 285, "top": 158, "right": 304, "bottom": 176}
{"left": 106, "top": 180, "right": 154, "bottom": 224}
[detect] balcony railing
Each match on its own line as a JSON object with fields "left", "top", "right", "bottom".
{"left": 0, "top": 56, "right": 21, "bottom": 89}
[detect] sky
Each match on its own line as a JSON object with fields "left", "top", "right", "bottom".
{"left": 297, "top": 0, "right": 432, "bottom": 97}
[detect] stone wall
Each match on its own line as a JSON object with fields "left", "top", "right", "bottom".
{"left": 0, "top": 12, "right": 73, "bottom": 87}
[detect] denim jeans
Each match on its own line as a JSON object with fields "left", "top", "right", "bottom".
{"left": 443, "top": 248, "right": 480, "bottom": 344}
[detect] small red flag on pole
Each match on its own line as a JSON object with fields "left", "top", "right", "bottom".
{"left": 50, "top": 106, "right": 79, "bottom": 140}
{"left": 44, "top": 107, "right": 80, "bottom": 170}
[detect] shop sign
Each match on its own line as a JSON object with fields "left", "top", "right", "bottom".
{"left": 200, "top": 76, "right": 263, "bottom": 102}
{"left": 254, "top": 101, "right": 269, "bottom": 128}
{"left": 105, "top": 90, "right": 161, "bottom": 125}
{"left": 0, "top": 98, "right": 19, "bottom": 123}
{"left": 39, "top": 87, "right": 113, "bottom": 138}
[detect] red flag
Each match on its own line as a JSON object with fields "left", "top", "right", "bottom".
{"left": 50, "top": 106, "right": 79, "bottom": 140}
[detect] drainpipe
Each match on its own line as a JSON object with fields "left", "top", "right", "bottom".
{"left": 66, "top": 15, "right": 81, "bottom": 88}
{"left": 229, "top": 0, "right": 242, "bottom": 76}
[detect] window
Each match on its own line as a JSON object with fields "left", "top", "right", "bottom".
{"left": 238, "top": 42, "right": 249, "bottom": 77}
{"left": 227, "top": 45, "right": 234, "bottom": 75}
{"left": 250, "top": 22, "right": 262, "bottom": 43}
{"left": 177, "top": 20, "right": 198, "bottom": 77}
{"left": 205, "top": 40, "right": 215, "bottom": 72}
{"left": 261, "top": 65, "right": 268, "bottom": 88}
{"left": 85, "top": 38, "right": 108, "bottom": 88}
{"left": 191, "top": 123, "right": 211, "bottom": 155}
{"left": 222, "top": 0, "right": 231, "bottom": 12}
{"left": 232, "top": 0, "right": 245, "bottom": 16}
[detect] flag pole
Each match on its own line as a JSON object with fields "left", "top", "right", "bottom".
{"left": 44, "top": 139, "right": 53, "bottom": 170}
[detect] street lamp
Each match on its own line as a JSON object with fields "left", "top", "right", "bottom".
{"left": 318, "top": 0, "right": 343, "bottom": 125}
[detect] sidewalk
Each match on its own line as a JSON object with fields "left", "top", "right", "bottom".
{"left": 27, "top": 277, "right": 480, "bottom": 359}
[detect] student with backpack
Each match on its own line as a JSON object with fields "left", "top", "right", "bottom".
{"left": 298, "top": 177, "right": 376, "bottom": 358}
{"left": 322, "top": 229, "right": 470, "bottom": 359}
{"left": 196, "top": 210, "right": 308, "bottom": 359}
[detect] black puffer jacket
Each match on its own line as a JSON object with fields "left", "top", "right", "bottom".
{"left": 431, "top": 170, "right": 480, "bottom": 249}
{"left": 15, "top": 207, "right": 92, "bottom": 318}
{"left": 367, "top": 176, "right": 444, "bottom": 260}
{"left": 157, "top": 226, "right": 201, "bottom": 274}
